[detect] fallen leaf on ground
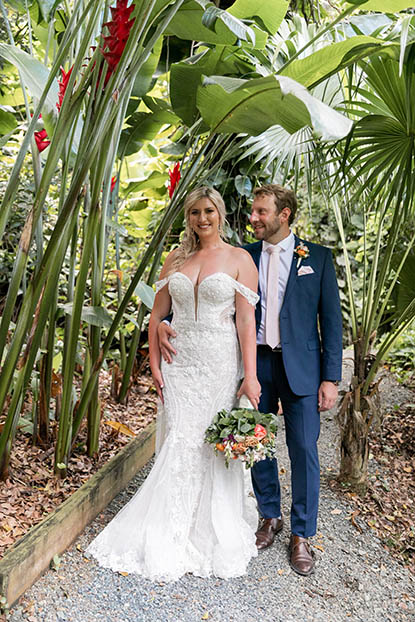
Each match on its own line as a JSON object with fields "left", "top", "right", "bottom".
{"left": 0, "top": 370, "right": 157, "bottom": 559}
{"left": 103, "top": 421, "right": 136, "bottom": 437}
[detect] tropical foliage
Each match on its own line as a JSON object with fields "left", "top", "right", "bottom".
{"left": 332, "top": 49, "right": 415, "bottom": 489}
{"left": 219, "top": 4, "right": 415, "bottom": 488}
{"left": 0, "top": 0, "right": 351, "bottom": 479}
{"left": 0, "top": 0, "right": 414, "bottom": 491}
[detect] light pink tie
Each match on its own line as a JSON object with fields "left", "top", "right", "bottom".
{"left": 265, "top": 245, "right": 281, "bottom": 349}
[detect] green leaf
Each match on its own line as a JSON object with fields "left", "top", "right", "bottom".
{"left": 129, "top": 207, "right": 154, "bottom": 230}
{"left": 122, "top": 313, "right": 141, "bottom": 331}
{"left": 119, "top": 107, "right": 178, "bottom": 158}
{"left": 50, "top": 553, "right": 61, "bottom": 570}
{"left": 197, "top": 74, "right": 353, "bottom": 139}
{"left": 220, "top": 427, "right": 232, "bottom": 437}
{"left": 345, "top": 0, "right": 415, "bottom": 10}
{"left": 52, "top": 351, "right": 62, "bottom": 371}
{"left": 240, "top": 422, "right": 254, "bottom": 433}
{"left": 227, "top": 0, "right": 288, "bottom": 36}
{"left": 0, "top": 86, "right": 25, "bottom": 107}
{"left": 232, "top": 409, "right": 248, "bottom": 418}
{"left": 218, "top": 417, "right": 231, "bottom": 425}
{"left": 393, "top": 253, "right": 415, "bottom": 316}
{"left": 281, "top": 36, "right": 393, "bottom": 89}
{"left": 37, "top": 0, "right": 60, "bottom": 21}
{"left": 166, "top": 1, "right": 266, "bottom": 48}
{"left": 134, "top": 282, "right": 155, "bottom": 310}
{"left": 18, "top": 416, "right": 34, "bottom": 434}
{"left": 159, "top": 142, "right": 187, "bottom": 156}
{"left": 106, "top": 220, "right": 128, "bottom": 236}
{"left": 61, "top": 304, "right": 113, "bottom": 327}
{"left": 170, "top": 45, "right": 253, "bottom": 127}
{"left": 125, "top": 171, "right": 167, "bottom": 195}
{"left": 234, "top": 174, "right": 252, "bottom": 196}
{"left": 81, "top": 307, "right": 113, "bottom": 327}
{"left": 170, "top": 62, "right": 208, "bottom": 128}
{"left": 202, "top": 5, "right": 255, "bottom": 45}
{"left": 5, "top": 0, "right": 33, "bottom": 10}
{"left": 131, "top": 38, "right": 163, "bottom": 98}
{"left": 0, "top": 43, "right": 59, "bottom": 113}
{"left": 0, "top": 109, "right": 18, "bottom": 136}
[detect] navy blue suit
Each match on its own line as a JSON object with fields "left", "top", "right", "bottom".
{"left": 245, "top": 235, "right": 342, "bottom": 537}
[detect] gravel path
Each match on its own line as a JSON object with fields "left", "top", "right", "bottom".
{"left": 8, "top": 352, "right": 415, "bottom": 622}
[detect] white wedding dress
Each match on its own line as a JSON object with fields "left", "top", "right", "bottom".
{"left": 86, "top": 272, "right": 259, "bottom": 581}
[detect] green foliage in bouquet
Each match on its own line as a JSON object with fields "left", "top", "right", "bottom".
{"left": 205, "top": 407, "right": 278, "bottom": 469}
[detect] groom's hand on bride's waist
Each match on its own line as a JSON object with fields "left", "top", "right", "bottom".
{"left": 158, "top": 321, "right": 177, "bottom": 363}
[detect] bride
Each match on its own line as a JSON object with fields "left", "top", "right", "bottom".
{"left": 86, "top": 186, "right": 261, "bottom": 580}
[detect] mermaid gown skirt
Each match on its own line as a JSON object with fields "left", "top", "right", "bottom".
{"left": 86, "top": 272, "right": 259, "bottom": 580}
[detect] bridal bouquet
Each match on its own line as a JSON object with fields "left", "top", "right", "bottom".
{"left": 205, "top": 407, "right": 278, "bottom": 469}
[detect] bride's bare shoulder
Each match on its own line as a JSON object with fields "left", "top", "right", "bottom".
{"left": 159, "top": 247, "right": 180, "bottom": 278}
{"left": 222, "top": 246, "right": 257, "bottom": 284}
{"left": 228, "top": 245, "right": 255, "bottom": 266}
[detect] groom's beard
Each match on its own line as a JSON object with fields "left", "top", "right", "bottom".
{"left": 252, "top": 215, "right": 281, "bottom": 241}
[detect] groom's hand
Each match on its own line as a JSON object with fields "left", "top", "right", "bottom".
{"left": 158, "top": 322, "right": 177, "bottom": 363}
{"left": 318, "top": 381, "right": 338, "bottom": 412}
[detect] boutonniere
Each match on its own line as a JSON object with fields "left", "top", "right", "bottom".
{"left": 294, "top": 242, "right": 310, "bottom": 268}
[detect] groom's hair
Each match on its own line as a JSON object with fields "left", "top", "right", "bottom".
{"left": 254, "top": 184, "right": 297, "bottom": 225}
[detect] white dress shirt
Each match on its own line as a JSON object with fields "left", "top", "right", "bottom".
{"left": 257, "top": 232, "right": 295, "bottom": 346}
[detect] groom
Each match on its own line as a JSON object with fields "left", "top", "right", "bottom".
{"left": 246, "top": 184, "right": 342, "bottom": 576}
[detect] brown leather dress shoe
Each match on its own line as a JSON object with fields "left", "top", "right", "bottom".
{"left": 255, "top": 517, "right": 283, "bottom": 550}
{"left": 289, "top": 535, "right": 315, "bottom": 576}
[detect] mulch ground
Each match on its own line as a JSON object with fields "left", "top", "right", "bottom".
{"left": 329, "top": 380, "right": 415, "bottom": 574}
{"left": 0, "top": 369, "right": 158, "bottom": 558}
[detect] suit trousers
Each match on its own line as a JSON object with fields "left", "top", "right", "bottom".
{"left": 251, "top": 346, "right": 321, "bottom": 538}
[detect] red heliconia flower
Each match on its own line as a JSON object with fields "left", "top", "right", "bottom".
{"left": 110, "top": 176, "right": 117, "bottom": 193}
{"left": 57, "top": 66, "right": 74, "bottom": 112}
{"left": 168, "top": 162, "right": 181, "bottom": 198}
{"left": 34, "top": 128, "right": 50, "bottom": 152}
{"left": 101, "top": 0, "right": 136, "bottom": 85}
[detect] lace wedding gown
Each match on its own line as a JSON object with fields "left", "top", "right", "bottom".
{"left": 86, "top": 272, "right": 259, "bottom": 581}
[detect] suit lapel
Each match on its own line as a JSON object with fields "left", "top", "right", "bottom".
{"left": 281, "top": 234, "right": 301, "bottom": 308}
{"left": 249, "top": 241, "right": 262, "bottom": 272}
{"left": 246, "top": 241, "right": 263, "bottom": 330}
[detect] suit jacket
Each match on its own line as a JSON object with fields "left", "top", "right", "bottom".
{"left": 245, "top": 235, "right": 342, "bottom": 396}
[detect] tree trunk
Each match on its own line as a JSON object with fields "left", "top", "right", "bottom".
{"left": 0, "top": 441, "right": 10, "bottom": 481}
{"left": 339, "top": 401, "right": 369, "bottom": 492}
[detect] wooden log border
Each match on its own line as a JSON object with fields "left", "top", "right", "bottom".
{"left": 0, "top": 422, "right": 156, "bottom": 611}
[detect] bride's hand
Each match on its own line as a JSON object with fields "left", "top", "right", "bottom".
{"left": 151, "top": 366, "right": 164, "bottom": 403}
{"left": 237, "top": 376, "right": 261, "bottom": 410}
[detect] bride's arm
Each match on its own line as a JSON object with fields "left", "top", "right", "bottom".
{"left": 149, "top": 253, "right": 176, "bottom": 401}
{"left": 234, "top": 250, "right": 261, "bottom": 410}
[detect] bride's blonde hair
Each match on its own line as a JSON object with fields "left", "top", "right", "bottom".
{"left": 169, "top": 186, "right": 226, "bottom": 274}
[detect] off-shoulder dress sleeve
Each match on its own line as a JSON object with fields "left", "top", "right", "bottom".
{"left": 234, "top": 281, "right": 259, "bottom": 307}
{"left": 155, "top": 276, "right": 170, "bottom": 293}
